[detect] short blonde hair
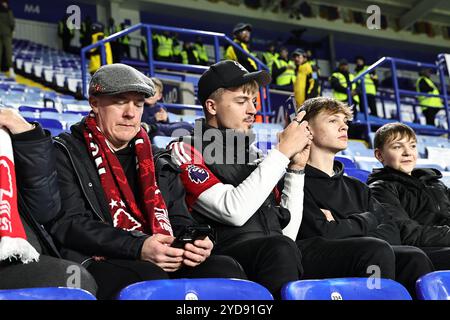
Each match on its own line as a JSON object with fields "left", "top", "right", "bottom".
{"left": 150, "top": 77, "right": 163, "bottom": 93}
{"left": 299, "top": 97, "right": 353, "bottom": 122}
{"left": 374, "top": 122, "right": 417, "bottom": 150}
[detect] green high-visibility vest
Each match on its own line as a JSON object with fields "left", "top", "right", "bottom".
{"left": 416, "top": 76, "right": 443, "bottom": 109}
{"left": 152, "top": 34, "right": 173, "bottom": 58}
{"left": 273, "top": 58, "right": 296, "bottom": 86}
{"left": 262, "top": 52, "right": 278, "bottom": 70}
{"left": 331, "top": 72, "right": 359, "bottom": 103}
{"left": 194, "top": 43, "right": 208, "bottom": 63}
{"left": 355, "top": 66, "right": 377, "bottom": 96}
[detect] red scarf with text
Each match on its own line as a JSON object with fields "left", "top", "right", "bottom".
{"left": 0, "top": 128, "right": 39, "bottom": 263}
{"left": 83, "top": 113, "right": 173, "bottom": 236}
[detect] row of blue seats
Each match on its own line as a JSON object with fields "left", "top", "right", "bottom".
{"left": 1, "top": 270, "right": 449, "bottom": 300}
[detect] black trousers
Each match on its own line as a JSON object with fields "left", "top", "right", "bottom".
{"left": 420, "top": 247, "right": 450, "bottom": 270}
{"left": 297, "top": 237, "right": 433, "bottom": 298}
{"left": 422, "top": 107, "right": 440, "bottom": 126}
{"left": 87, "top": 255, "right": 246, "bottom": 300}
{"left": 358, "top": 94, "right": 378, "bottom": 117}
{"left": 215, "top": 235, "right": 303, "bottom": 299}
{"left": 298, "top": 237, "right": 396, "bottom": 280}
{"left": 0, "top": 255, "right": 98, "bottom": 296}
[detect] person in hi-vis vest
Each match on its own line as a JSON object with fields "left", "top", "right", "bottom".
{"left": 271, "top": 47, "right": 296, "bottom": 92}
{"left": 416, "top": 68, "right": 443, "bottom": 126}
{"left": 88, "top": 22, "right": 113, "bottom": 75}
{"left": 152, "top": 31, "right": 174, "bottom": 62}
{"left": 329, "top": 59, "right": 359, "bottom": 115}
{"left": 354, "top": 56, "right": 379, "bottom": 117}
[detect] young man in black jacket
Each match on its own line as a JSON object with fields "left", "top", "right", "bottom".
{"left": 0, "top": 108, "right": 97, "bottom": 295}
{"left": 368, "top": 122, "right": 450, "bottom": 270}
{"left": 297, "top": 97, "right": 434, "bottom": 297}
{"left": 51, "top": 64, "right": 245, "bottom": 300}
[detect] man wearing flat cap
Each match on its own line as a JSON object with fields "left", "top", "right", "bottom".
{"left": 50, "top": 63, "right": 246, "bottom": 299}
{"left": 225, "top": 22, "right": 258, "bottom": 72}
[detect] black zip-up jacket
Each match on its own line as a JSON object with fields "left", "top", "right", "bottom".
{"left": 368, "top": 166, "right": 450, "bottom": 247}
{"left": 51, "top": 119, "right": 193, "bottom": 266}
{"left": 300, "top": 161, "right": 401, "bottom": 244}
{"left": 12, "top": 124, "right": 61, "bottom": 257}
{"left": 180, "top": 120, "right": 290, "bottom": 253}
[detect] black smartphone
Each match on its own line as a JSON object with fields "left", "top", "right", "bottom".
{"left": 171, "top": 225, "right": 212, "bottom": 248}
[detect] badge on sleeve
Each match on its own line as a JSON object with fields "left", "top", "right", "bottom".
{"left": 187, "top": 165, "right": 209, "bottom": 184}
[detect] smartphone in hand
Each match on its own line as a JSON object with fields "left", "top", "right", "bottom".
{"left": 171, "top": 225, "right": 212, "bottom": 249}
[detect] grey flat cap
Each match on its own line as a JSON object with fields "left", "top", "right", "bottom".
{"left": 89, "top": 63, "right": 155, "bottom": 98}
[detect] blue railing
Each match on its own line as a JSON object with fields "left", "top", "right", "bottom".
{"left": 80, "top": 23, "right": 272, "bottom": 121}
{"left": 348, "top": 55, "right": 450, "bottom": 138}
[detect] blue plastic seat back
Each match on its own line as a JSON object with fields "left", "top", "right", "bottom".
{"left": 344, "top": 168, "right": 370, "bottom": 183}
{"left": 335, "top": 155, "right": 356, "bottom": 169}
{"left": 117, "top": 278, "right": 274, "bottom": 300}
{"left": 416, "top": 271, "right": 450, "bottom": 300}
{"left": 282, "top": 278, "right": 412, "bottom": 300}
{"left": 0, "top": 287, "right": 96, "bottom": 300}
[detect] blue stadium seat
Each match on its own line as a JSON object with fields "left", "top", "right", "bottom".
{"left": 0, "top": 287, "right": 96, "bottom": 300}
{"left": 335, "top": 155, "right": 356, "bottom": 169}
{"left": 117, "top": 278, "right": 274, "bottom": 300}
{"left": 354, "top": 156, "right": 382, "bottom": 172}
{"left": 153, "top": 136, "right": 174, "bottom": 148}
{"left": 344, "top": 168, "right": 370, "bottom": 183}
{"left": 25, "top": 117, "right": 64, "bottom": 136}
{"left": 416, "top": 271, "right": 450, "bottom": 300}
{"left": 282, "top": 278, "right": 412, "bottom": 300}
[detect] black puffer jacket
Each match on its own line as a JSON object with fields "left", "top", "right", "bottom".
{"left": 51, "top": 119, "right": 194, "bottom": 266}
{"left": 368, "top": 166, "right": 450, "bottom": 247}
{"left": 12, "top": 124, "right": 61, "bottom": 257}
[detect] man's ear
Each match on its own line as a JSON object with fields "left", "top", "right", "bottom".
{"left": 204, "top": 99, "right": 217, "bottom": 116}
{"left": 374, "top": 148, "right": 384, "bottom": 164}
{"left": 89, "top": 96, "right": 99, "bottom": 114}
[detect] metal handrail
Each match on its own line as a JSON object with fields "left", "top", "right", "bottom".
{"left": 347, "top": 55, "right": 450, "bottom": 138}
{"left": 80, "top": 23, "right": 272, "bottom": 121}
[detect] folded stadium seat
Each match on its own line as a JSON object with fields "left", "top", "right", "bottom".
{"left": 19, "top": 106, "right": 42, "bottom": 119}
{"left": 117, "top": 279, "right": 274, "bottom": 300}
{"left": 167, "top": 112, "right": 182, "bottom": 123}
{"left": 416, "top": 271, "right": 450, "bottom": 300}
{"left": 341, "top": 140, "right": 371, "bottom": 157}
{"left": 344, "top": 168, "right": 370, "bottom": 183}
{"left": 415, "top": 158, "right": 446, "bottom": 172}
{"left": 61, "top": 112, "right": 85, "bottom": 123}
{"left": 0, "top": 287, "right": 96, "bottom": 300}
{"left": 354, "top": 156, "right": 382, "bottom": 172}
{"left": 281, "top": 278, "right": 412, "bottom": 300}
{"left": 335, "top": 155, "right": 356, "bottom": 169}
{"left": 152, "top": 136, "right": 174, "bottom": 148}
{"left": 179, "top": 114, "right": 199, "bottom": 124}
{"left": 40, "top": 109, "right": 61, "bottom": 121}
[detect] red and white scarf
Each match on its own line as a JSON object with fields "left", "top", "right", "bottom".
{"left": 0, "top": 128, "right": 39, "bottom": 263}
{"left": 83, "top": 113, "right": 173, "bottom": 236}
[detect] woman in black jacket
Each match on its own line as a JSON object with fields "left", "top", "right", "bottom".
{"left": 369, "top": 122, "right": 450, "bottom": 270}
{"left": 0, "top": 108, "right": 97, "bottom": 295}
